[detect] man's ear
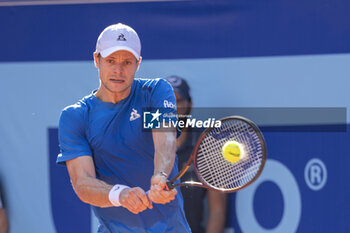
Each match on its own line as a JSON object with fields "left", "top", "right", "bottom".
{"left": 136, "top": 56, "right": 142, "bottom": 71}
{"left": 93, "top": 52, "right": 100, "bottom": 68}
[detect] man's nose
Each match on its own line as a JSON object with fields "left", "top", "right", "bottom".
{"left": 113, "top": 64, "right": 123, "bottom": 73}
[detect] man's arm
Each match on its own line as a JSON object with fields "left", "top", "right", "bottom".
{"left": 66, "top": 156, "right": 152, "bottom": 214}
{"left": 148, "top": 129, "right": 178, "bottom": 204}
{"left": 0, "top": 208, "right": 9, "bottom": 233}
{"left": 205, "top": 190, "right": 227, "bottom": 233}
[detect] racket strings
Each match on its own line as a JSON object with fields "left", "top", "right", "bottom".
{"left": 198, "top": 131, "right": 258, "bottom": 189}
{"left": 196, "top": 119, "right": 264, "bottom": 191}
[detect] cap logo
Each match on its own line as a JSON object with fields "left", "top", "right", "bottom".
{"left": 117, "top": 33, "right": 126, "bottom": 41}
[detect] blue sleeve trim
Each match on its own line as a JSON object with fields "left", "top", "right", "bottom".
{"left": 56, "top": 153, "right": 92, "bottom": 166}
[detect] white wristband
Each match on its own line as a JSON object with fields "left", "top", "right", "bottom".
{"left": 108, "top": 184, "right": 130, "bottom": 207}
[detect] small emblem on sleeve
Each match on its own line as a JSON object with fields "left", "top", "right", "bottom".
{"left": 163, "top": 100, "right": 177, "bottom": 110}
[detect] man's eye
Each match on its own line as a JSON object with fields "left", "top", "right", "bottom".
{"left": 125, "top": 61, "right": 131, "bottom": 65}
{"left": 107, "top": 60, "right": 114, "bottom": 64}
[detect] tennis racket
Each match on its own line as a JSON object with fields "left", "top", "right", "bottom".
{"left": 167, "top": 116, "right": 267, "bottom": 193}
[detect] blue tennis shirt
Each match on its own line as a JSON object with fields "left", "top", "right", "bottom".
{"left": 57, "top": 78, "right": 191, "bottom": 233}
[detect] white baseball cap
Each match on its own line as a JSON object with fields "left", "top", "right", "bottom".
{"left": 95, "top": 23, "right": 141, "bottom": 60}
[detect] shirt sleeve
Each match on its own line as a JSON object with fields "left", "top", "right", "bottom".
{"left": 56, "top": 103, "right": 92, "bottom": 165}
{"left": 150, "top": 79, "right": 177, "bottom": 110}
{"left": 150, "top": 78, "right": 181, "bottom": 137}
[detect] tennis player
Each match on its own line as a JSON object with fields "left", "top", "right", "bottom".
{"left": 57, "top": 23, "right": 191, "bottom": 232}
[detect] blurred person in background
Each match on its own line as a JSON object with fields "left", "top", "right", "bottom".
{"left": 0, "top": 181, "right": 9, "bottom": 233}
{"left": 166, "top": 75, "right": 227, "bottom": 233}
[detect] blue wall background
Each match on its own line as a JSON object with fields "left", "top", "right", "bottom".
{"left": 0, "top": 1, "right": 349, "bottom": 232}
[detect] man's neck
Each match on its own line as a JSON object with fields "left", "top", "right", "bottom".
{"left": 94, "top": 87, "right": 131, "bottom": 104}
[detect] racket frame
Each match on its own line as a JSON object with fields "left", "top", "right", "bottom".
{"left": 167, "top": 116, "right": 267, "bottom": 193}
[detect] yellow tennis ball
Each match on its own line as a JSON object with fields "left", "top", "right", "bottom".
{"left": 222, "top": 141, "right": 242, "bottom": 163}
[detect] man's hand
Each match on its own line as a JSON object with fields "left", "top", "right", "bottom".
{"left": 119, "top": 187, "right": 153, "bottom": 214}
{"left": 148, "top": 173, "right": 177, "bottom": 204}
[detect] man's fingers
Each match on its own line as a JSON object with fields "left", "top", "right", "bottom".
{"left": 149, "top": 174, "right": 179, "bottom": 204}
{"left": 148, "top": 188, "right": 164, "bottom": 203}
{"left": 128, "top": 206, "right": 142, "bottom": 214}
{"left": 126, "top": 191, "right": 139, "bottom": 206}
{"left": 135, "top": 188, "right": 153, "bottom": 209}
{"left": 128, "top": 202, "right": 147, "bottom": 214}
{"left": 149, "top": 185, "right": 163, "bottom": 199}
{"left": 120, "top": 187, "right": 152, "bottom": 213}
{"left": 130, "top": 190, "right": 150, "bottom": 210}
{"left": 148, "top": 187, "right": 177, "bottom": 204}
{"left": 126, "top": 197, "right": 139, "bottom": 209}
{"left": 158, "top": 187, "right": 177, "bottom": 199}
{"left": 146, "top": 199, "right": 153, "bottom": 209}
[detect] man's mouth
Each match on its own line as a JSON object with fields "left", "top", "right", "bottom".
{"left": 110, "top": 79, "right": 125, "bottom": 84}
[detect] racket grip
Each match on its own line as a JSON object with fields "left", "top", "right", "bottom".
{"left": 166, "top": 181, "right": 174, "bottom": 190}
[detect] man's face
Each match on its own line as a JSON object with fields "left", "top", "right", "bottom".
{"left": 94, "top": 50, "right": 141, "bottom": 96}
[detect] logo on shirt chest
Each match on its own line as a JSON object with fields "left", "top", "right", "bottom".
{"left": 130, "top": 108, "right": 141, "bottom": 121}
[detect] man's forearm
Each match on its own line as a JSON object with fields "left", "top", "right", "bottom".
{"left": 148, "top": 128, "right": 178, "bottom": 204}
{"left": 68, "top": 161, "right": 152, "bottom": 213}
{"left": 67, "top": 156, "right": 115, "bottom": 208}
{"left": 74, "top": 176, "right": 114, "bottom": 207}
{"left": 152, "top": 129, "right": 177, "bottom": 175}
